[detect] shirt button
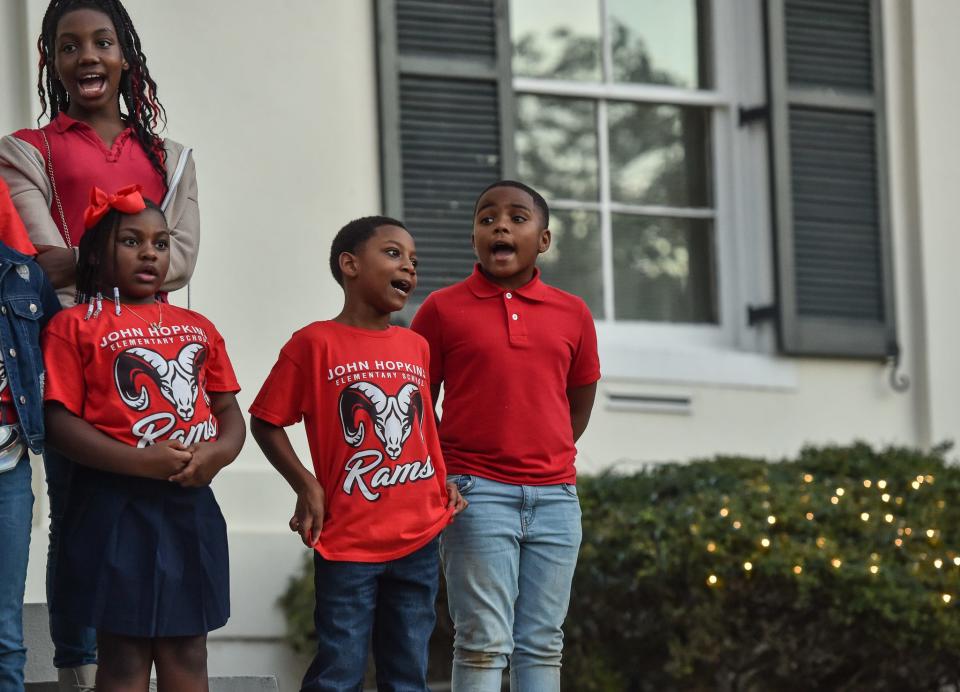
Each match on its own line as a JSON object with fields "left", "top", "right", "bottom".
{"left": 505, "top": 292, "right": 513, "bottom": 299}
{"left": 18, "top": 396, "right": 26, "bottom": 405}
{"left": 29, "top": 304, "right": 37, "bottom": 313}
{"left": 0, "top": 306, "right": 6, "bottom": 315}
{"left": 512, "top": 313, "right": 519, "bottom": 321}
{"left": 8, "top": 349, "right": 15, "bottom": 358}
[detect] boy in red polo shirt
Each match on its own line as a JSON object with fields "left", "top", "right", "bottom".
{"left": 411, "top": 181, "right": 600, "bottom": 691}
{"left": 249, "top": 216, "right": 466, "bottom": 691}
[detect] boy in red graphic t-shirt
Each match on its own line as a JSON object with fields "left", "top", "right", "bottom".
{"left": 250, "top": 216, "right": 467, "bottom": 691}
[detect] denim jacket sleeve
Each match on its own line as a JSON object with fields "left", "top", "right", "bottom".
{"left": 0, "top": 244, "right": 58, "bottom": 453}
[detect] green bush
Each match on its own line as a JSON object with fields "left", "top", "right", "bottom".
{"left": 279, "top": 444, "right": 960, "bottom": 690}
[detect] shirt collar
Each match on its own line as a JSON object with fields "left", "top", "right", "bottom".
{"left": 465, "top": 264, "right": 549, "bottom": 302}
{"left": 51, "top": 112, "right": 133, "bottom": 139}
{"left": 51, "top": 112, "right": 83, "bottom": 134}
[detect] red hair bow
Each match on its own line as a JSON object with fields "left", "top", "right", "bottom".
{"left": 82, "top": 184, "right": 147, "bottom": 229}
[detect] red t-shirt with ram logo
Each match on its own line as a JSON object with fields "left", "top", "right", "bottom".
{"left": 249, "top": 321, "right": 453, "bottom": 562}
{"left": 42, "top": 304, "right": 239, "bottom": 447}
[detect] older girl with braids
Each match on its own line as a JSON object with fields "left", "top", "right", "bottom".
{"left": 0, "top": 3, "right": 200, "bottom": 688}
{"left": 43, "top": 184, "right": 243, "bottom": 692}
{"left": 0, "top": 0, "right": 199, "bottom": 308}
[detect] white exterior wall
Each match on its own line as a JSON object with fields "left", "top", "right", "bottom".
{"left": 0, "top": 1, "right": 957, "bottom": 689}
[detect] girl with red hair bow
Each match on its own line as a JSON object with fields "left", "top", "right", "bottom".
{"left": 0, "top": 4, "right": 201, "bottom": 686}
{"left": 42, "top": 186, "right": 243, "bottom": 692}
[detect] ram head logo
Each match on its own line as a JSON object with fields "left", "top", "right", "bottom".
{"left": 114, "top": 344, "right": 208, "bottom": 421}
{"left": 339, "top": 382, "right": 424, "bottom": 460}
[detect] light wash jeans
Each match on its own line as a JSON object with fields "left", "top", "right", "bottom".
{"left": 441, "top": 475, "right": 582, "bottom": 692}
{"left": 0, "top": 454, "right": 32, "bottom": 692}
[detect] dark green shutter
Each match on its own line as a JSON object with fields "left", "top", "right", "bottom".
{"left": 376, "top": 0, "right": 514, "bottom": 296}
{"left": 766, "top": 0, "right": 895, "bottom": 357}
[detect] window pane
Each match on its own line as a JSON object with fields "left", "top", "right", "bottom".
{"left": 608, "top": 102, "right": 711, "bottom": 207}
{"left": 516, "top": 94, "right": 599, "bottom": 202}
{"left": 608, "top": 0, "right": 708, "bottom": 88}
{"left": 539, "top": 209, "right": 604, "bottom": 318}
{"left": 510, "top": 0, "right": 601, "bottom": 81}
{"left": 613, "top": 215, "right": 716, "bottom": 323}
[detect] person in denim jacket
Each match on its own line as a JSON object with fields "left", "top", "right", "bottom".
{"left": 0, "top": 177, "right": 60, "bottom": 692}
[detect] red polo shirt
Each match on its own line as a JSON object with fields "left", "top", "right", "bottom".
{"left": 14, "top": 113, "right": 165, "bottom": 247}
{"left": 411, "top": 265, "right": 600, "bottom": 485}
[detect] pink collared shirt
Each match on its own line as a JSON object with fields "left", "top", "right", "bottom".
{"left": 14, "top": 113, "right": 165, "bottom": 247}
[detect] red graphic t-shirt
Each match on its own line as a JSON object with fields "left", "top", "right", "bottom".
{"left": 250, "top": 321, "right": 453, "bottom": 562}
{"left": 43, "top": 304, "right": 239, "bottom": 447}
{"left": 0, "top": 352, "right": 19, "bottom": 425}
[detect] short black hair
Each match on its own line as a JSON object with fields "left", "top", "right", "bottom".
{"left": 474, "top": 180, "right": 549, "bottom": 229}
{"left": 329, "top": 216, "right": 407, "bottom": 287}
{"left": 75, "top": 198, "right": 164, "bottom": 302}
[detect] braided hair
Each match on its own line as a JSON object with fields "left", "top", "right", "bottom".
{"left": 37, "top": 0, "right": 168, "bottom": 187}
{"left": 76, "top": 198, "right": 164, "bottom": 303}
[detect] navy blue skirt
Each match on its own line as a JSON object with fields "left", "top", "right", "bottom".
{"left": 53, "top": 466, "right": 230, "bottom": 637}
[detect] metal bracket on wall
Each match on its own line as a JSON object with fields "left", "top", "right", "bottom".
{"left": 738, "top": 104, "right": 769, "bottom": 127}
{"left": 747, "top": 303, "right": 778, "bottom": 327}
{"left": 886, "top": 340, "right": 910, "bottom": 393}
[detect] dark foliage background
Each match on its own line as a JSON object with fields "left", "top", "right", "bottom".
{"left": 280, "top": 444, "right": 960, "bottom": 691}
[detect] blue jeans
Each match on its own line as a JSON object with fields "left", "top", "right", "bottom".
{"left": 42, "top": 449, "right": 97, "bottom": 668}
{"left": 301, "top": 536, "right": 440, "bottom": 692}
{"left": 441, "top": 475, "right": 582, "bottom": 692}
{"left": 0, "top": 454, "right": 32, "bottom": 692}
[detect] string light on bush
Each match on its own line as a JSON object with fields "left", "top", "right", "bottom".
{"left": 831, "top": 558, "right": 842, "bottom": 568}
{"left": 878, "top": 479, "right": 888, "bottom": 489}
{"left": 882, "top": 493, "right": 891, "bottom": 503}
{"left": 863, "top": 479, "right": 872, "bottom": 488}
{"left": 707, "top": 574, "right": 718, "bottom": 586}
{"left": 793, "top": 565, "right": 803, "bottom": 575}
{"left": 831, "top": 497, "right": 840, "bottom": 505}
{"left": 926, "top": 475, "right": 935, "bottom": 484}
{"left": 912, "top": 481, "right": 921, "bottom": 490}
{"left": 870, "top": 565, "right": 880, "bottom": 574}
{"left": 706, "top": 542, "right": 717, "bottom": 553}
{"left": 953, "top": 557, "right": 960, "bottom": 567}
{"left": 836, "top": 488, "right": 845, "bottom": 496}
{"left": 733, "top": 521, "right": 742, "bottom": 530}
{"left": 744, "top": 561, "right": 753, "bottom": 572}
{"left": 943, "top": 594, "right": 952, "bottom": 604}
{"left": 816, "top": 537, "right": 827, "bottom": 548}
{"left": 861, "top": 512, "right": 870, "bottom": 522}
{"left": 935, "top": 559, "right": 943, "bottom": 569}
{"left": 896, "top": 497, "right": 904, "bottom": 505}
{"left": 803, "top": 473, "right": 814, "bottom": 483}
{"left": 895, "top": 538, "right": 903, "bottom": 547}
{"left": 927, "top": 529, "right": 936, "bottom": 539}
{"left": 905, "top": 528, "right": 913, "bottom": 536}
{"left": 806, "top": 512, "right": 815, "bottom": 520}
{"left": 885, "top": 514, "right": 894, "bottom": 523}
{"left": 761, "top": 537, "right": 771, "bottom": 548}
{"left": 767, "top": 515, "right": 777, "bottom": 525}
{"left": 719, "top": 507, "right": 729, "bottom": 517}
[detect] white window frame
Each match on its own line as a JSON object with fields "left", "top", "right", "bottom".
{"left": 513, "top": 0, "right": 795, "bottom": 388}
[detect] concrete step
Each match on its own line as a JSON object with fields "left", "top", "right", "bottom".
{"left": 26, "top": 678, "right": 279, "bottom": 691}
{"left": 24, "top": 603, "right": 278, "bottom": 691}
